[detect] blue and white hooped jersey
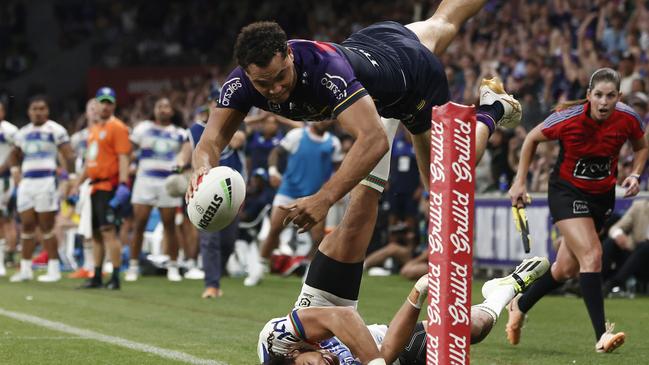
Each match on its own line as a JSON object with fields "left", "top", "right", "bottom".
{"left": 0, "top": 121, "right": 19, "bottom": 177}
{"left": 14, "top": 120, "right": 69, "bottom": 179}
{"left": 131, "top": 120, "right": 188, "bottom": 179}
{"left": 257, "top": 309, "right": 386, "bottom": 364}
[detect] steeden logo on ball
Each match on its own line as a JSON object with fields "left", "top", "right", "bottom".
{"left": 197, "top": 178, "right": 233, "bottom": 229}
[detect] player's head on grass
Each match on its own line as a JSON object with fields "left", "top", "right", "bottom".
{"left": 264, "top": 348, "right": 339, "bottom": 365}
{"left": 235, "top": 21, "right": 296, "bottom": 104}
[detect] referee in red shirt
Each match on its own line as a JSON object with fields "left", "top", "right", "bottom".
{"left": 507, "top": 68, "right": 648, "bottom": 353}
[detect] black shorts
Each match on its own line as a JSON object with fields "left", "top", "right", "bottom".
{"left": 339, "top": 21, "right": 449, "bottom": 134}
{"left": 304, "top": 250, "right": 364, "bottom": 301}
{"left": 548, "top": 178, "right": 615, "bottom": 232}
{"left": 91, "top": 190, "right": 118, "bottom": 229}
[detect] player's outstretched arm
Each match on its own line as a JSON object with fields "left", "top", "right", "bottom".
{"left": 380, "top": 275, "right": 427, "bottom": 363}
{"left": 188, "top": 107, "right": 246, "bottom": 199}
{"left": 296, "top": 306, "right": 385, "bottom": 364}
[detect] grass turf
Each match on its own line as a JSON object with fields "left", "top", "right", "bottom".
{"left": 1, "top": 270, "right": 648, "bottom": 364}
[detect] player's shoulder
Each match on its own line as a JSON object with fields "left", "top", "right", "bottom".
{"left": 543, "top": 104, "right": 584, "bottom": 129}
{"left": 44, "top": 120, "right": 68, "bottom": 133}
{"left": 615, "top": 102, "right": 645, "bottom": 129}
{"left": 132, "top": 120, "right": 153, "bottom": 131}
{"left": 0, "top": 121, "right": 18, "bottom": 136}
{"left": 284, "top": 126, "right": 305, "bottom": 139}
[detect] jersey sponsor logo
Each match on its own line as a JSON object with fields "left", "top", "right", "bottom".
{"left": 321, "top": 73, "right": 348, "bottom": 101}
{"left": 220, "top": 77, "right": 242, "bottom": 107}
{"left": 573, "top": 200, "right": 589, "bottom": 214}
{"left": 196, "top": 193, "right": 224, "bottom": 229}
{"left": 573, "top": 156, "right": 612, "bottom": 180}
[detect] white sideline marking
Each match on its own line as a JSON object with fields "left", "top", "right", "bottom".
{"left": 0, "top": 308, "right": 227, "bottom": 365}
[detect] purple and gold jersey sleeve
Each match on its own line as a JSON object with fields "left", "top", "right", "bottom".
{"left": 217, "top": 67, "right": 253, "bottom": 114}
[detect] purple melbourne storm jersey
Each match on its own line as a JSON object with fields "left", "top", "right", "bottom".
{"left": 218, "top": 40, "right": 368, "bottom": 121}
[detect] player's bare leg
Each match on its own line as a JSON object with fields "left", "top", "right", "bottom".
{"left": 406, "top": 0, "right": 487, "bottom": 57}
{"left": 126, "top": 203, "right": 153, "bottom": 282}
{"left": 36, "top": 211, "right": 61, "bottom": 282}
{"left": 160, "top": 207, "right": 181, "bottom": 282}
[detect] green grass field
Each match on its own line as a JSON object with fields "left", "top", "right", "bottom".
{"left": 1, "top": 270, "right": 648, "bottom": 365}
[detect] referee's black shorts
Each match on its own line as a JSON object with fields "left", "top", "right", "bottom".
{"left": 548, "top": 178, "right": 615, "bottom": 232}
{"left": 91, "top": 189, "right": 118, "bottom": 229}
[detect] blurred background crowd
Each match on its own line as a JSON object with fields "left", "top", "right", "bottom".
{"left": 2, "top": 0, "right": 649, "bottom": 295}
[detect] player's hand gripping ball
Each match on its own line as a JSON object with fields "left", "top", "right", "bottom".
{"left": 187, "top": 166, "right": 246, "bottom": 232}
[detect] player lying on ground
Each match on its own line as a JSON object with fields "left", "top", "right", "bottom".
{"left": 259, "top": 250, "right": 549, "bottom": 365}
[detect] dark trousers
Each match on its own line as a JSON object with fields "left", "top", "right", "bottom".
{"left": 200, "top": 217, "right": 238, "bottom": 289}
{"left": 603, "top": 238, "right": 649, "bottom": 289}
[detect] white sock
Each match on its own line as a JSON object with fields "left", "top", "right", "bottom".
{"left": 48, "top": 259, "right": 61, "bottom": 275}
{"left": 82, "top": 241, "right": 94, "bottom": 270}
{"left": 361, "top": 118, "right": 400, "bottom": 193}
{"left": 186, "top": 258, "right": 196, "bottom": 269}
{"left": 168, "top": 260, "right": 177, "bottom": 268}
{"left": 476, "top": 285, "right": 516, "bottom": 322}
{"left": 21, "top": 259, "right": 33, "bottom": 275}
{"left": 129, "top": 259, "right": 139, "bottom": 270}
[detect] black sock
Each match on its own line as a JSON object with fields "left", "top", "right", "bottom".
{"left": 94, "top": 266, "right": 102, "bottom": 281}
{"left": 579, "top": 272, "right": 606, "bottom": 340}
{"left": 518, "top": 270, "right": 563, "bottom": 313}
{"left": 111, "top": 268, "right": 120, "bottom": 282}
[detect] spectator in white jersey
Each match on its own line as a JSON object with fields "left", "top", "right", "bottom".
{"left": 0, "top": 101, "right": 18, "bottom": 277}
{"left": 7, "top": 95, "right": 75, "bottom": 283}
{"left": 126, "top": 97, "right": 191, "bottom": 282}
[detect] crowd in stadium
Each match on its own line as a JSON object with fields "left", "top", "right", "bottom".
{"left": 1, "top": 0, "right": 649, "bottom": 303}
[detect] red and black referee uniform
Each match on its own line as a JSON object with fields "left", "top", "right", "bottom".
{"left": 542, "top": 102, "right": 646, "bottom": 231}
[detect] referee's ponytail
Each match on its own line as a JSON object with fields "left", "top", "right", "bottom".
{"left": 554, "top": 68, "right": 621, "bottom": 112}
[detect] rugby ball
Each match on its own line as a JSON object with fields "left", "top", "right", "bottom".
{"left": 187, "top": 166, "right": 246, "bottom": 232}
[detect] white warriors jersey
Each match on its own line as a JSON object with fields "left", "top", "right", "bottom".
{"left": 0, "top": 121, "right": 19, "bottom": 169}
{"left": 258, "top": 309, "right": 387, "bottom": 365}
{"left": 14, "top": 120, "right": 69, "bottom": 178}
{"left": 131, "top": 120, "right": 188, "bottom": 179}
